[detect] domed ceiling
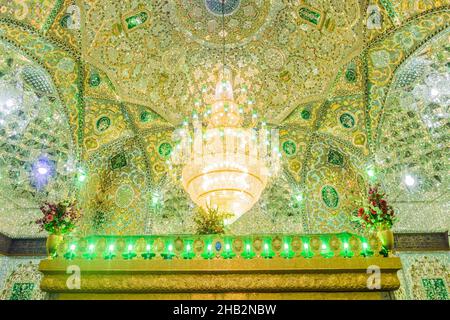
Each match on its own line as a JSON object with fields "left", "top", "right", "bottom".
{"left": 0, "top": 0, "right": 448, "bottom": 237}
{"left": 82, "top": 0, "right": 362, "bottom": 123}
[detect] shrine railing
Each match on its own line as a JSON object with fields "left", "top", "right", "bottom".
{"left": 52, "top": 232, "right": 384, "bottom": 261}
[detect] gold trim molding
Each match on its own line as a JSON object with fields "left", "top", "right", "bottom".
{"left": 40, "top": 257, "right": 402, "bottom": 299}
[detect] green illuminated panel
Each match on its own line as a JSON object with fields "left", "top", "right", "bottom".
{"left": 58, "top": 233, "right": 380, "bottom": 261}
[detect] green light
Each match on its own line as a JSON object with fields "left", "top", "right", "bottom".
{"left": 82, "top": 243, "right": 97, "bottom": 260}
{"left": 261, "top": 240, "right": 274, "bottom": 259}
{"left": 340, "top": 240, "right": 354, "bottom": 258}
{"left": 181, "top": 241, "right": 195, "bottom": 259}
{"left": 320, "top": 239, "right": 333, "bottom": 258}
{"left": 104, "top": 243, "right": 116, "bottom": 260}
{"left": 141, "top": 243, "right": 155, "bottom": 260}
{"left": 202, "top": 242, "right": 215, "bottom": 259}
{"left": 221, "top": 241, "right": 236, "bottom": 259}
{"left": 65, "top": 244, "right": 77, "bottom": 260}
{"left": 301, "top": 241, "right": 314, "bottom": 258}
{"left": 280, "top": 240, "right": 294, "bottom": 259}
{"left": 360, "top": 241, "right": 372, "bottom": 257}
{"left": 122, "top": 243, "right": 137, "bottom": 260}
{"left": 242, "top": 241, "right": 255, "bottom": 259}
{"left": 59, "top": 234, "right": 377, "bottom": 261}
{"left": 161, "top": 242, "right": 175, "bottom": 260}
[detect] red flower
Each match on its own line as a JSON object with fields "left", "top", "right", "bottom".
{"left": 46, "top": 214, "right": 54, "bottom": 222}
{"left": 358, "top": 208, "right": 364, "bottom": 217}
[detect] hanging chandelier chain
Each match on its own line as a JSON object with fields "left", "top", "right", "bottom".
{"left": 221, "top": 1, "right": 226, "bottom": 74}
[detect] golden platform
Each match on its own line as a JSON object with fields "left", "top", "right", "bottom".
{"left": 40, "top": 256, "right": 402, "bottom": 300}
{"left": 38, "top": 233, "right": 402, "bottom": 300}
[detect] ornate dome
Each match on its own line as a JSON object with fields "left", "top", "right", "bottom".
{"left": 0, "top": 0, "right": 447, "bottom": 237}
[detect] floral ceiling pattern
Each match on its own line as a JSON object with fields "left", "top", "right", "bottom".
{"left": 81, "top": 0, "right": 363, "bottom": 123}
{"left": 0, "top": 0, "right": 448, "bottom": 237}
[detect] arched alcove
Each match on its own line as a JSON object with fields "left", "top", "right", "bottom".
{"left": 0, "top": 40, "right": 77, "bottom": 237}
{"left": 376, "top": 29, "right": 449, "bottom": 232}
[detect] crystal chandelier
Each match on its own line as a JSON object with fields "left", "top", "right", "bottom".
{"left": 170, "top": 2, "right": 281, "bottom": 224}
{"left": 170, "top": 69, "right": 281, "bottom": 224}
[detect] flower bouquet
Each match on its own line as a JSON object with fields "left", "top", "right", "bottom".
{"left": 35, "top": 200, "right": 81, "bottom": 235}
{"left": 35, "top": 200, "right": 81, "bottom": 258}
{"left": 352, "top": 185, "right": 397, "bottom": 254}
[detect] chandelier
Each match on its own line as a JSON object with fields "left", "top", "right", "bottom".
{"left": 170, "top": 69, "right": 281, "bottom": 224}
{"left": 169, "top": 2, "right": 281, "bottom": 224}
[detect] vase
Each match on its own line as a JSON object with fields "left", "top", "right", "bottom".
{"left": 377, "top": 229, "right": 394, "bottom": 252}
{"left": 46, "top": 234, "right": 63, "bottom": 258}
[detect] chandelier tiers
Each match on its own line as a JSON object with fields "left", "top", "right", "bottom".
{"left": 171, "top": 70, "right": 281, "bottom": 224}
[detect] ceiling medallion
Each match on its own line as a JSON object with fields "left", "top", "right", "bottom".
{"left": 205, "top": 0, "right": 241, "bottom": 16}
{"left": 171, "top": 0, "right": 276, "bottom": 47}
